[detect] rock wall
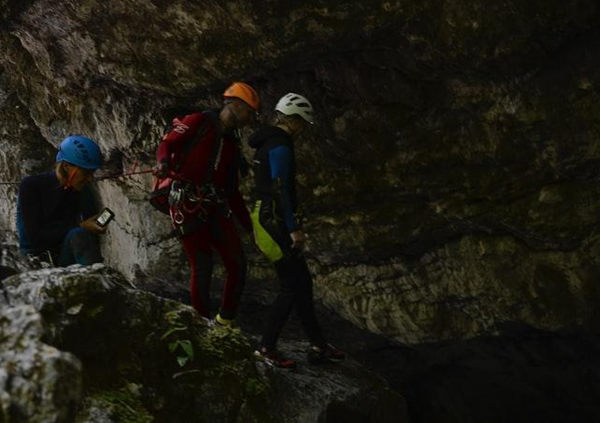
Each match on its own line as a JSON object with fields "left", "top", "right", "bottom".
{"left": 0, "top": 265, "right": 408, "bottom": 423}
{"left": 0, "top": 305, "right": 82, "bottom": 422}
{"left": 0, "top": 0, "right": 598, "bottom": 346}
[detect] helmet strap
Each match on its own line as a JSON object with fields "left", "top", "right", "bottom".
{"left": 63, "top": 165, "right": 79, "bottom": 190}
{"left": 277, "top": 122, "right": 299, "bottom": 137}
{"left": 291, "top": 124, "right": 302, "bottom": 138}
{"left": 230, "top": 107, "right": 240, "bottom": 128}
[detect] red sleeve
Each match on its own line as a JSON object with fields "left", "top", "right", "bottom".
{"left": 227, "top": 165, "right": 252, "bottom": 233}
{"left": 229, "top": 188, "right": 252, "bottom": 232}
{"left": 156, "top": 113, "right": 205, "bottom": 165}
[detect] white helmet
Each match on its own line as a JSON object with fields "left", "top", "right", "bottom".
{"left": 275, "top": 93, "right": 314, "bottom": 124}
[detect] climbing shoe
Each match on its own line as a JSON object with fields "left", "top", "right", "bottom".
{"left": 307, "top": 343, "right": 346, "bottom": 364}
{"left": 254, "top": 347, "right": 297, "bottom": 370}
{"left": 215, "top": 314, "right": 237, "bottom": 328}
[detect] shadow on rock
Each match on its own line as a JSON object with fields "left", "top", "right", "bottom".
{"left": 1, "top": 265, "right": 408, "bottom": 423}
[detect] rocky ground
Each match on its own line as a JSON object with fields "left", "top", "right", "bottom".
{"left": 1, "top": 265, "right": 408, "bottom": 423}
{"left": 145, "top": 263, "right": 600, "bottom": 423}
{"left": 1, "top": 246, "right": 598, "bottom": 423}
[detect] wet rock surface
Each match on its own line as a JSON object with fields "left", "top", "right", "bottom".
{"left": 229, "top": 275, "right": 599, "bottom": 423}
{"left": 0, "top": 265, "right": 408, "bottom": 423}
{"left": 0, "top": 305, "right": 82, "bottom": 423}
{"left": 144, "top": 267, "right": 598, "bottom": 423}
{"left": 375, "top": 331, "right": 598, "bottom": 423}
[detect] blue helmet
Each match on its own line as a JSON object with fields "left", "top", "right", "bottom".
{"left": 56, "top": 135, "right": 104, "bottom": 170}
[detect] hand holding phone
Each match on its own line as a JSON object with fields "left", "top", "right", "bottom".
{"left": 94, "top": 208, "right": 115, "bottom": 228}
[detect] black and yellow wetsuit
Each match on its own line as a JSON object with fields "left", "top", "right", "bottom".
{"left": 249, "top": 126, "right": 300, "bottom": 260}
{"left": 248, "top": 126, "right": 325, "bottom": 351}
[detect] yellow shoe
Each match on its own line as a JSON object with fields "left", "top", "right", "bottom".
{"left": 215, "top": 314, "right": 236, "bottom": 328}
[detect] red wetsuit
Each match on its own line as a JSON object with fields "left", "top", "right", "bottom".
{"left": 156, "top": 111, "right": 251, "bottom": 319}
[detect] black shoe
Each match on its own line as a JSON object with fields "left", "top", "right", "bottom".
{"left": 307, "top": 343, "right": 346, "bottom": 364}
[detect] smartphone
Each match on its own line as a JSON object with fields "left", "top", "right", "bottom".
{"left": 95, "top": 207, "right": 115, "bottom": 228}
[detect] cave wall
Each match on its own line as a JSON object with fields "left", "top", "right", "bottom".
{"left": 0, "top": 0, "right": 598, "bottom": 344}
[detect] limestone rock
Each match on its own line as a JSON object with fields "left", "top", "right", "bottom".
{"left": 257, "top": 340, "right": 407, "bottom": 423}
{"left": 1, "top": 265, "right": 408, "bottom": 422}
{"left": 0, "top": 305, "right": 82, "bottom": 423}
{"left": 312, "top": 233, "right": 598, "bottom": 344}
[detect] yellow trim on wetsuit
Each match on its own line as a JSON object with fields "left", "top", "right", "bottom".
{"left": 251, "top": 200, "right": 284, "bottom": 263}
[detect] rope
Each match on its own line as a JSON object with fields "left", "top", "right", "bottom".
{"left": 0, "top": 168, "right": 155, "bottom": 185}
{"left": 96, "top": 169, "right": 154, "bottom": 181}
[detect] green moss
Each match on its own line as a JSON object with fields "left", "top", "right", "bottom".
{"left": 86, "top": 304, "right": 104, "bottom": 318}
{"left": 83, "top": 387, "right": 153, "bottom": 423}
{"left": 146, "top": 303, "right": 272, "bottom": 421}
{"left": 163, "top": 308, "right": 188, "bottom": 329}
{"left": 244, "top": 376, "right": 269, "bottom": 397}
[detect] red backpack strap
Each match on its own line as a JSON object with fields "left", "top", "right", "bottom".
{"left": 172, "top": 112, "right": 213, "bottom": 173}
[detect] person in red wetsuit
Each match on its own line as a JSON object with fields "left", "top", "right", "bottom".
{"left": 153, "top": 82, "right": 260, "bottom": 326}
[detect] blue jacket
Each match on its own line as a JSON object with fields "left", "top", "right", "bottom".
{"left": 248, "top": 126, "right": 299, "bottom": 233}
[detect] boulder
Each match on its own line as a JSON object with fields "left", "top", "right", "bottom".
{"left": 0, "top": 305, "right": 82, "bottom": 423}
{"left": 0, "top": 265, "right": 408, "bottom": 422}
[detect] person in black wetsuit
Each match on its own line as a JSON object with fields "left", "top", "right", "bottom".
{"left": 249, "top": 93, "right": 346, "bottom": 369}
{"left": 16, "top": 135, "right": 106, "bottom": 267}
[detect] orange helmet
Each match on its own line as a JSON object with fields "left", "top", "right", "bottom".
{"left": 223, "top": 82, "right": 260, "bottom": 111}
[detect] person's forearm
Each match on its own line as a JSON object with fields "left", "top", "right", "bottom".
{"left": 228, "top": 192, "right": 252, "bottom": 232}
{"left": 272, "top": 177, "right": 299, "bottom": 233}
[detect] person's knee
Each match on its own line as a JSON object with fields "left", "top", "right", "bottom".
{"left": 223, "top": 252, "right": 246, "bottom": 274}
{"left": 277, "top": 283, "right": 296, "bottom": 300}
{"left": 190, "top": 251, "right": 213, "bottom": 278}
{"left": 66, "top": 227, "right": 95, "bottom": 246}
{"left": 196, "top": 251, "right": 213, "bottom": 267}
{"left": 237, "top": 255, "right": 247, "bottom": 273}
{"left": 64, "top": 227, "right": 102, "bottom": 265}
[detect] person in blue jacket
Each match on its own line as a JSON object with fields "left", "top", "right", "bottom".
{"left": 249, "top": 93, "right": 346, "bottom": 369}
{"left": 17, "top": 135, "right": 106, "bottom": 267}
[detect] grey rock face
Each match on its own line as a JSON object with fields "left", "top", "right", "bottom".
{"left": 258, "top": 340, "right": 407, "bottom": 423}
{"left": 0, "top": 265, "right": 407, "bottom": 422}
{"left": 0, "top": 87, "right": 55, "bottom": 248}
{"left": 312, "top": 233, "right": 598, "bottom": 344}
{"left": 0, "top": 0, "right": 596, "bottom": 347}
{"left": 0, "top": 305, "right": 82, "bottom": 423}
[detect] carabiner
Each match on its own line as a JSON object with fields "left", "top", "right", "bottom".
{"left": 173, "top": 211, "right": 185, "bottom": 225}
